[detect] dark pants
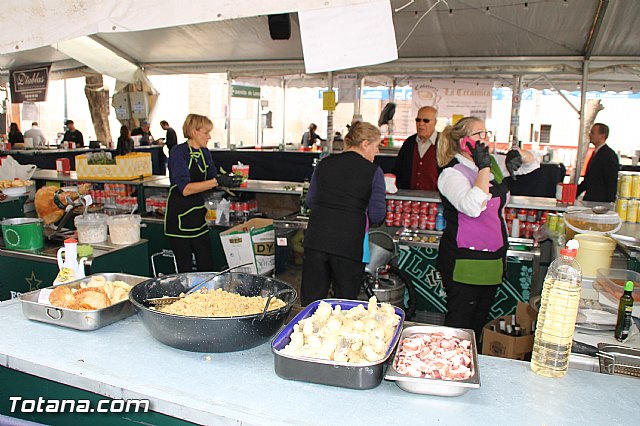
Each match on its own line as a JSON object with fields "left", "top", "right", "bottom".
{"left": 443, "top": 277, "right": 498, "bottom": 341}
{"left": 169, "top": 233, "right": 214, "bottom": 273}
{"left": 301, "top": 248, "right": 364, "bottom": 306}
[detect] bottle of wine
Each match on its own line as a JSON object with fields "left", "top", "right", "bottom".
{"left": 615, "top": 281, "right": 635, "bottom": 342}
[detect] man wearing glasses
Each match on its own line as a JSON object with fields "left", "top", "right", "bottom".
{"left": 391, "top": 106, "right": 439, "bottom": 191}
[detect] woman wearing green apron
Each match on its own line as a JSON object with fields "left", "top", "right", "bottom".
{"left": 164, "top": 114, "right": 241, "bottom": 272}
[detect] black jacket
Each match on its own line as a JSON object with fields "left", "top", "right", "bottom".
{"left": 577, "top": 144, "right": 619, "bottom": 202}
{"left": 116, "top": 136, "right": 134, "bottom": 156}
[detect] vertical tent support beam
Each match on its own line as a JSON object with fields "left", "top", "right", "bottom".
{"left": 226, "top": 72, "right": 232, "bottom": 148}
{"left": 282, "top": 77, "right": 286, "bottom": 146}
{"left": 354, "top": 74, "right": 363, "bottom": 120}
{"left": 573, "top": 61, "right": 590, "bottom": 184}
{"left": 326, "top": 71, "right": 334, "bottom": 153}
{"left": 509, "top": 75, "right": 522, "bottom": 147}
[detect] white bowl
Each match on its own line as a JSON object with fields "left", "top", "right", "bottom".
{"left": 1, "top": 186, "right": 28, "bottom": 196}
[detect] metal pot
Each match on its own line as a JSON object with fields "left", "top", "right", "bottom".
{"left": 0, "top": 217, "right": 44, "bottom": 250}
{"left": 129, "top": 272, "right": 297, "bottom": 353}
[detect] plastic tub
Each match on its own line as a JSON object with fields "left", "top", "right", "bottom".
{"left": 74, "top": 213, "right": 108, "bottom": 244}
{"left": 596, "top": 268, "right": 640, "bottom": 303}
{"left": 563, "top": 207, "right": 621, "bottom": 240}
{"left": 574, "top": 234, "right": 617, "bottom": 277}
{"left": 107, "top": 214, "right": 141, "bottom": 245}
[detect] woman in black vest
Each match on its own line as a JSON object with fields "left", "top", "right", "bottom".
{"left": 301, "top": 122, "right": 387, "bottom": 305}
{"left": 436, "top": 117, "right": 538, "bottom": 339}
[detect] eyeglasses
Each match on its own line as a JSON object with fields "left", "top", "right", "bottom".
{"left": 470, "top": 130, "right": 493, "bottom": 139}
{"left": 415, "top": 118, "right": 432, "bottom": 123}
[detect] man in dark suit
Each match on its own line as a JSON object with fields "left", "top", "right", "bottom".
{"left": 577, "top": 123, "right": 619, "bottom": 202}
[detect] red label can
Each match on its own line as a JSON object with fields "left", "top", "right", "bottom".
{"left": 385, "top": 212, "right": 394, "bottom": 226}
{"left": 517, "top": 209, "right": 527, "bottom": 221}
{"left": 410, "top": 214, "right": 419, "bottom": 229}
{"left": 386, "top": 199, "right": 395, "bottom": 211}
{"left": 403, "top": 216, "right": 412, "bottom": 228}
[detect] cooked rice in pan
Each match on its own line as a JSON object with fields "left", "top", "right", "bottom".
{"left": 156, "top": 288, "right": 286, "bottom": 317}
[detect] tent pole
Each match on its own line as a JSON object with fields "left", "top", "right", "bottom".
{"left": 509, "top": 75, "right": 522, "bottom": 148}
{"left": 226, "top": 73, "right": 232, "bottom": 148}
{"left": 282, "top": 77, "right": 286, "bottom": 146}
{"left": 354, "top": 74, "right": 362, "bottom": 121}
{"left": 573, "top": 60, "right": 590, "bottom": 185}
{"left": 327, "top": 71, "right": 334, "bottom": 153}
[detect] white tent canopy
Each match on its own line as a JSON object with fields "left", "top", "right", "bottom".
{"left": 1, "top": 0, "right": 640, "bottom": 91}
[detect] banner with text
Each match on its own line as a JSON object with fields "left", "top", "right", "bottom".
{"left": 412, "top": 79, "right": 493, "bottom": 123}
{"left": 10, "top": 64, "right": 51, "bottom": 103}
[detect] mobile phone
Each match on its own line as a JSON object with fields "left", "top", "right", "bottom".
{"left": 459, "top": 136, "right": 478, "bottom": 155}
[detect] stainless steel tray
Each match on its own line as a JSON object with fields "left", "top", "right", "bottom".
{"left": 598, "top": 343, "right": 640, "bottom": 378}
{"left": 385, "top": 325, "right": 481, "bottom": 396}
{"left": 20, "top": 273, "right": 148, "bottom": 331}
{"left": 271, "top": 299, "right": 405, "bottom": 390}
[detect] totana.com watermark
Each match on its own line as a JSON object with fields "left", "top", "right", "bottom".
{"left": 9, "top": 397, "right": 150, "bottom": 413}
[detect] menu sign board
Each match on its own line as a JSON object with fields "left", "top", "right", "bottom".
{"left": 9, "top": 64, "right": 51, "bottom": 103}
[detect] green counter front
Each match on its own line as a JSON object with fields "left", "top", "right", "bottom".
{"left": 396, "top": 243, "right": 537, "bottom": 321}
{"left": 0, "top": 240, "right": 150, "bottom": 301}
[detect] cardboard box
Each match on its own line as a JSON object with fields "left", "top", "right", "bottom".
{"left": 75, "top": 152, "right": 152, "bottom": 180}
{"left": 482, "top": 302, "right": 538, "bottom": 360}
{"left": 220, "top": 218, "right": 275, "bottom": 275}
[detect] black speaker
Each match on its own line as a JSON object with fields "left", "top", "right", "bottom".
{"left": 268, "top": 14, "right": 291, "bottom": 40}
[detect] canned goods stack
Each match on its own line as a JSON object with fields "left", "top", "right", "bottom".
{"left": 504, "top": 208, "right": 547, "bottom": 239}
{"left": 385, "top": 200, "right": 442, "bottom": 230}
{"left": 615, "top": 172, "right": 640, "bottom": 223}
{"left": 229, "top": 196, "right": 259, "bottom": 222}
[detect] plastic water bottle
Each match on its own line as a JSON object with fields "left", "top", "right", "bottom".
{"left": 530, "top": 239, "right": 581, "bottom": 378}
{"left": 435, "top": 211, "right": 445, "bottom": 231}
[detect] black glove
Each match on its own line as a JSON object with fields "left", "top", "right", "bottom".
{"left": 216, "top": 174, "right": 243, "bottom": 189}
{"left": 467, "top": 140, "right": 491, "bottom": 170}
{"left": 505, "top": 149, "right": 523, "bottom": 180}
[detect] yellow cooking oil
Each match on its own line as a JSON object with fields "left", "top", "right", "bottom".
{"left": 531, "top": 240, "right": 582, "bottom": 378}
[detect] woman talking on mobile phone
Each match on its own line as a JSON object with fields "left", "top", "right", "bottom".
{"left": 435, "top": 117, "right": 539, "bottom": 340}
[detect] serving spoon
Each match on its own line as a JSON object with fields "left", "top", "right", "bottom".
{"left": 145, "top": 262, "right": 253, "bottom": 306}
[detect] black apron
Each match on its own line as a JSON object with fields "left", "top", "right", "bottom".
{"left": 164, "top": 144, "right": 209, "bottom": 238}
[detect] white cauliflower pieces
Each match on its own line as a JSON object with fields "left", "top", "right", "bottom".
{"left": 281, "top": 297, "right": 401, "bottom": 363}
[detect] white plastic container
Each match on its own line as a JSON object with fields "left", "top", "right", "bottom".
{"left": 74, "top": 213, "right": 108, "bottom": 244}
{"left": 575, "top": 234, "right": 617, "bottom": 277}
{"left": 107, "top": 214, "right": 141, "bottom": 245}
{"left": 563, "top": 207, "right": 621, "bottom": 240}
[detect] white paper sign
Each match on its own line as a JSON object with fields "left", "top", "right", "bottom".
{"left": 299, "top": 1, "right": 398, "bottom": 74}
{"left": 337, "top": 74, "right": 358, "bottom": 103}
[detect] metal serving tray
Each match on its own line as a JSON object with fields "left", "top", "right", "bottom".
{"left": 271, "top": 299, "right": 405, "bottom": 390}
{"left": 598, "top": 343, "right": 640, "bottom": 378}
{"left": 385, "top": 325, "right": 480, "bottom": 396}
{"left": 20, "top": 273, "right": 148, "bottom": 331}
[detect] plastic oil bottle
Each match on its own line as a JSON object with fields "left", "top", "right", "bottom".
{"left": 531, "top": 239, "right": 581, "bottom": 378}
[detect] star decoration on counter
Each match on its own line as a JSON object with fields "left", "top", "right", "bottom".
{"left": 25, "top": 271, "right": 43, "bottom": 292}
